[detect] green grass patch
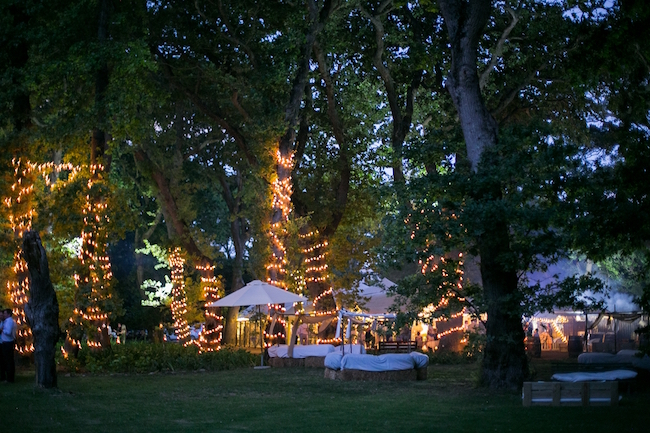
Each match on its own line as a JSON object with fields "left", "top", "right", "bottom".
{"left": 1, "top": 359, "right": 648, "bottom": 432}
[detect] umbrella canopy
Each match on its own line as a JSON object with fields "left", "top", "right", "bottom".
{"left": 209, "top": 280, "right": 308, "bottom": 307}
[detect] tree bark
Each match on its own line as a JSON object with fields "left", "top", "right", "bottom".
{"left": 216, "top": 168, "right": 247, "bottom": 345}
{"left": 269, "top": 0, "right": 336, "bottom": 287}
{"left": 22, "top": 231, "right": 59, "bottom": 389}
{"left": 439, "top": 0, "right": 527, "bottom": 389}
{"left": 439, "top": 0, "right": 497, "bottom": 171}
{"left": 361, "top": 1, "right": 421, "bottom": 187}
{"left": 477, "top": 216, "right": 528, "bottom": 389}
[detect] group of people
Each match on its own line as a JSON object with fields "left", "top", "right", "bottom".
{"left": 0, "top": 308, "right": 16, "bottom": 383}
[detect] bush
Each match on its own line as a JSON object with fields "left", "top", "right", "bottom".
{"left": 424, "top": 331, "right": 484, "bottom": 365}
{"left": 426, "top": 350, "right": 474, "bottom": 365}
{"left": 56, "top": 342, "right": 257, "bottom": 374}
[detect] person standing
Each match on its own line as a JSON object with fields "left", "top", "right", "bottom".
{"left": 1, "top": 309, "right": 17, "bottom": 383}
{"left": 297, "top": 323, "right": 309, "bottom": 345}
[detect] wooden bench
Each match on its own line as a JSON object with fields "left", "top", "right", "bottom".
{"left": 378, "top": 341, "right": 417, "bottom": 354}
{"left": 522, "top": 381, "right": 618, "bottom": 406}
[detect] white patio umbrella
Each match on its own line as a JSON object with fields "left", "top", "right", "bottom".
{"left": 209, "top": 280, "right": 308, "bottom": 368}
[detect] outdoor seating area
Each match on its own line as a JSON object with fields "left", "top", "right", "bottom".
{"left": 267, "top": 343, "right": 367, "bottom": 367}
{"left": 323, "top": 351, "right": 429, "bottom": 381}
{"left": 578, "top": 349, "right": 650, "bottom": 370}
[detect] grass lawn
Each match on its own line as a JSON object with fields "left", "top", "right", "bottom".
{"left": 1, "top": 358, "right": 648, "bottom": 433}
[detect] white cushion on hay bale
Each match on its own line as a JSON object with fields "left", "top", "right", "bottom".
{"left": 324, "top": 352, "right": 429, "bottom": 381}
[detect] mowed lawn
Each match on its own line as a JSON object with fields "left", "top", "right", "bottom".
{"left": 1, "top": 360, "right": 648, "bottom": 433}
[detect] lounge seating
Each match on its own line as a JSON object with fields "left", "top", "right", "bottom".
{"left": 267, "top": 344, "right": 338, "bottom": 368}
{"left": 268, "top": 344, "right": 336, "bottom": 358}
{"left": 324, "top": 352, "right": 429, "bottom": 381}
{"left": 551, "top": 369, "right": 637, "bottom": 382}
{"left": 578, "top": 350, "right": 650, "bottom": 371}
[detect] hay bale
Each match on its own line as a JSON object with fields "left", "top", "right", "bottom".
{"left": 324, "top": 368, "right": 342, "bottom": 380}
{"left": 304, "top": 356, "right": 326, "bottom": 368}
{"left": 342, "top": 369, "right": 417, "bottom": 381}
{"left": 268, "top": 358, "right": 305, "bottom": 368}
{"left": 323, "top": 368, "right": 418, "bottom": 381}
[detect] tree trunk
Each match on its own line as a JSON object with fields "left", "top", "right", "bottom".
{"left": 439, "top": 0, "right": 497, "bottom": 172}
{"left": 477, "top": 218, "right": 528, "bottom": 389}
{"left": 22, "top": 231, "right": 59, "bottom": 389}
{"left": 439, "top": 0, "right": 527, "bottom": 388}
{"left": 223, "top": 216, "right": 246, "bottom": 345}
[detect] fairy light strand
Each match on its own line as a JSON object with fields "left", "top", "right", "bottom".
{"left": 5, "top": 159, "right": 83, "bottom": 355}
{"left": 67, "top": 163, "right": 114, "bottom": 352}
{"left": 169, "top": 248, "right": 191, "bottom": 344}
{"left": 195, "top": 263, "right": 223, "bottom": 352}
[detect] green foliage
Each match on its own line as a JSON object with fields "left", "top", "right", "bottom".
{"left": 56, "top": 342, "right": 256, "bottom": 374}
{"left": 136, "top": 239, "right": 170, "bottom": 271}
{"left": 425, "top": 348, "right": 477, "bottom": 365}
{"left": 597, "top": 251, "right": 649, "bottom": 299}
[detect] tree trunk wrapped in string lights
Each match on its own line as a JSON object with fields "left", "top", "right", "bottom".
{"left": 168, "top": 248, "right": 191, "bottom": 345}
{"left": 4, "top": 159, "right": 82, "bottom": 356}
{"left": 300, "top": 229, "right": 338, "bottom": 343}
{"left": 265, "top": 149, "right": 295, "bottom": 347}
{"left": 65, "top": 164, "right": 116, "bottom": 354}
{"left": 5, "top": 158, "right": 36, "bottom": 356}
{"left": 195, "top": 262, "right": 223, "bottom": 352}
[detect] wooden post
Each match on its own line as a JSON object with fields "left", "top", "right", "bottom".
{"left": 522, "top": 383, "right": 532, "bottom": 406}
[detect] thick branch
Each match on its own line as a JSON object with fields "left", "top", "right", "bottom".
{"left": 479, "top": 6, "right": 519, "bottom": 90}
{"left": 313, "top": 42, "right": 346, "bottom": 146}
{"left": 215, "top": 166, "right": 236, "bottom": 213}
{"left": 231, "top": 90, "right": 251, "bottom": 122}
{"left": 313, "top": 41, "right": 351, "bottom": 235}
{"left": 361, "top": 1, "right": 420, "bottom": 185}
{"left": 216, "top": 0, "right": 257, "bottom": 67}
{"left": 154, "top": 49, "right": 257, "bottom": 166}
{"left": 490, "top": 36, "right": 583, "bottom": 120}
{"left": 134, "top": 149, "right": 207, "bottom": 260}
{"left": 282, "top": 0, "right": 336, "bottom": 147}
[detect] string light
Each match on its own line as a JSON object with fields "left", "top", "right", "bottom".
{"left": 4, "top": 159, "right": 83, "bottom": 355}
{"left": 436, "top": 326, "right": 464, "bottom": 339}
{"left": 168, "top": 248, "right": 191, "bottom": 344}
{"left": 533, "top": 316, "right": 569, "bottom": 343}
{"left": 312, "top": 288, "right": 333, "bottom": 306}
{"left": 317, "top": 337, "right": 342, "bottom": 344}
{"left": 66, "top": 163, "right": 114, "bottom": 351}
{"left": 263, "top": 148, "right": 300, "bottom": 346}
{"left": 195, "top": 263, "right": 223, "bottom": 352}
{"left": 3, "top": 158, "right": 112, "bottom": 354}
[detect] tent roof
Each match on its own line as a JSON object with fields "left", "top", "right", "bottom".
{"left": 357, "top": 278, "right": 397, "bottom": 314}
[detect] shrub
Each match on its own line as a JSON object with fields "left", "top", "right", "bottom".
{"left": 56, "top": 342, "right": 256, "bottom": 374}
{"left": 426, "top": 350, "right": 474, "bottom": 365}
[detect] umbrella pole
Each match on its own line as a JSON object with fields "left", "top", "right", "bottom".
{"left": 257, "top": 305, "right": 264, "bottom": 367}
{"left": 254, "top": 305, "right": 270, "bottom": 369}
